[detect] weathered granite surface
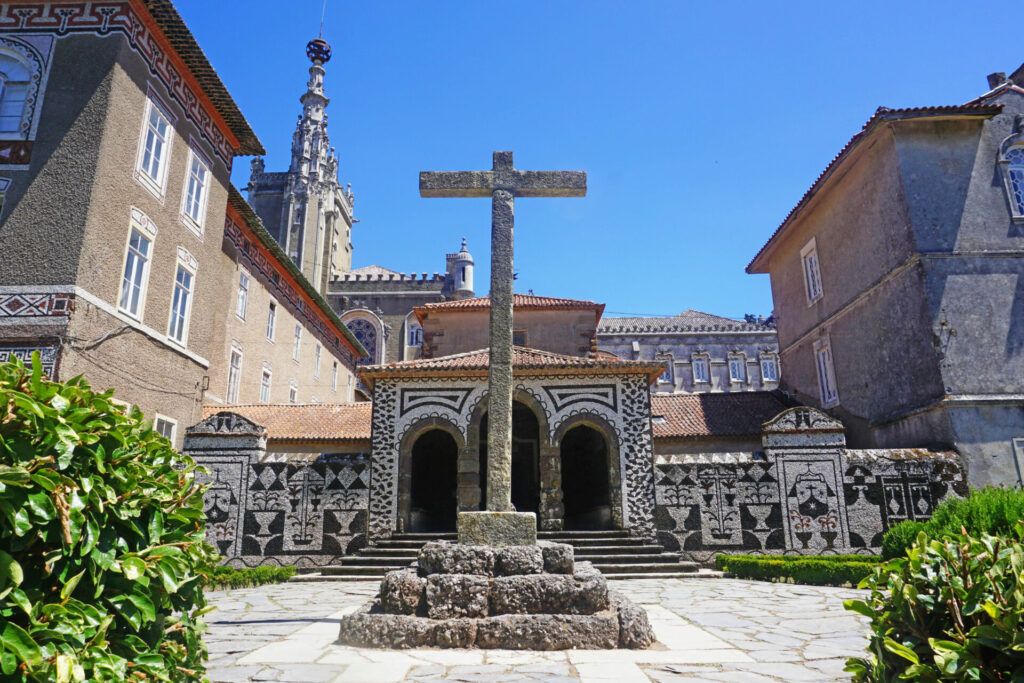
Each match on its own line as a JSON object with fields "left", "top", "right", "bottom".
{"left": 457, "top": 510, "right": 538, "bottom": 546}
{"left": 337, "top": 541, "right": 652, "bottom": 650}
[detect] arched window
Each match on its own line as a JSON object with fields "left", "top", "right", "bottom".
{"left": 346, "top": 317, "right": 378, "bottom": 365}
{"left": 1006, "top": 147, "right": 1024, "bottom": 218}
{"left": 0, "top": 52, "right": 32, "bottom": 135}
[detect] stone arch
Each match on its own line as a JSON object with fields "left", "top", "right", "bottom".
{"left": 465, "top": 389, "right": 564, "bottom": 528}
{"left": 340, "top": 309, "right": 385, "bottom": 365}
{"left": 397, "top": 417, "right": 465, "bottom": 533}
{"left": 0, "top": 37, "right": 45, "bottom": 139}
{"left": 553, "top": 413, "right": 623, "bottom": 530}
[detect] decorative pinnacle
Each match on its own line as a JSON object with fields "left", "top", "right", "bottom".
{"left": 306, "top": 37, "right": 332, "bottom": 65}
{"left": 461, "top": 237, "right": 468, "bottom": 251}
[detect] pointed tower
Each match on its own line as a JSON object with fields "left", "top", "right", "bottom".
{"left": 444, "top": 238, "right": 475, "bottom": 300}
{"left": 247, "top": 36, "right": 355, "bottom": 294}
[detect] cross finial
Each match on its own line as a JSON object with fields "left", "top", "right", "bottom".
{"left": 492, "top": 151, "right": 513, "bottom": 171}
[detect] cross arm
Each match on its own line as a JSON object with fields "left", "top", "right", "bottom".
{"left": 509, "top": 171, "right": 586, "bottom": 197}
{"left": 419, "top": 171, "right": 494, "bottom": 198}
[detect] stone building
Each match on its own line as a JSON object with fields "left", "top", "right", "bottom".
{"left": 0, "top": 1, "right": 364, "bottom": 445}
{"left": 747, "top": 64, "right": 1024, "bottom": 487}
{"left": 597, "top": 310, "right": 780, "bottom": 394}
{"left": 186, "top": 293, "right": 966, "bottom": 572}
{"left": 329, "top": 239, "right": 477, "bottom": 379}
{"left": 246, "top": 38, "right": 355, "bottom": 296}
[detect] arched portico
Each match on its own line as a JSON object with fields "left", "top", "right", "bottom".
{"left": 397, "top": 418, "right": 464, "bottom": 533}
{"left": 465, "top": 390, "right": 565, "bottom": 530}
{"left": 553, "top": 414, "right": 623, "bottom": 530}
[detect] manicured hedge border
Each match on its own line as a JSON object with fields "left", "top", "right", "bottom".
{"left": 715, "top": 553, "right": 880, "bottom": 587}
{"left": 202, "top": 565, "right": 296, "bottom": 590}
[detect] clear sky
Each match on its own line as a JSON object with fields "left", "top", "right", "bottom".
{"left": 178, "top": 0, "right": 1018, "bottom": 319}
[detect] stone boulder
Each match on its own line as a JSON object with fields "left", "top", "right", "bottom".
{"left": 425, "top": 574, "right": 489, "bottom": 619}
{"left": 475, "top": 612, "right": 620, "bottom": 650}
{"left": 379, "top": 568, "right": 425, "bottom": 616}
{"left": 610, "top": 591, "right": 656, "bottom": 649}
{"left": 490, "top": 573, "right": 608, "bottom": 615}
{"left": 418, "top": 541, "right": 494, "bottom": 576}
{"left": 539, "top": 541, "right": 574, "bottom": 574}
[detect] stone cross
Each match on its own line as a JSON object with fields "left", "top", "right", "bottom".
{"left": 420, "top": 151, "right": 586, "bottom": 516}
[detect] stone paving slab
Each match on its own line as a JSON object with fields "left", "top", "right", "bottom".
{"left": 205, "top": 578, "right": 869, "bottom": 682}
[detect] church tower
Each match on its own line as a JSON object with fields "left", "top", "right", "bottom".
{"left": 247, "top": 37, "right": 355, "bottom": 294}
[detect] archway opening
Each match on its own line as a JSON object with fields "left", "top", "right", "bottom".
{"left": 480, "top": 402, "right": 540, "bottom": 514}
{"left": 409, "top": 429, "right": 458, "bottom": 532}
{"left": 560, "top": 425, "right": 613, "bottom": 530}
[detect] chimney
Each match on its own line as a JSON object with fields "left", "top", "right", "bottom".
{"left": 987, "top": 72, "right": 1007, "bottom": 90}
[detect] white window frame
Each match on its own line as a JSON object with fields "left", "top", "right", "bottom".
{"left": 728, "top": 354, "right": 748, "bottom": 384}
{"left": 292, "top": 323, "right": 302, "bottom": 362}
{"left": 153, "top": 414, "right": 177, "bottom": 442}
{"left": 655, "top": 354, "right": 674, "bottom": 385}
{"left": 408, "top": 324, "right": 423, "bottom": 347}
{"left": 226, "top": 346, "right": 243, "bottom": 403}
{"left": 691, "top": 354, "right": 710, "bottom": 384}
{"left": 179, "top": 144, "right": 211, "bottom": 234}
{"left": 288, "top": 381, "right": 298, "bottom": 404}
{"left": 259, "top": 366, "right": 272, "bottom": 403}
{"left": 760, "top": 354, "right": 780, "bottom": 383}
{"left": 117, "top": 209, "right": 157, "bottom": 321}
{"left": 813, "top": 337, "right": 840, "bottom": 408}
{"left": 235, "top": 269, "right": 250, "bottom": 320}
{"left": 331, "top": 360, "right": 338, "bottom": 392}
{"left": 266, "top": 300, "right": 277, "bottom": 342}
{"left": 1001, "top": 146, "right": 1024, "bottom": 221}
{"left": 800, "top": 238, "right": 824, "bottom": 305}
{"left": 134, "top": 92, "right": 175, "bottom": 199}
{"left": 314, "top": 343, "right": 322, "bottom": 379}
{"left": 167, "top": 247, "right": 197, "bottom": 346}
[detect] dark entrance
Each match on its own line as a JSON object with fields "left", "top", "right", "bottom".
{"left": 560, "top": 425, "right": 613, "bottom": 530}
{"left": 409, "top": 429, "right": 458, "bottom": 532}
{"left": 480, "top": 402, "right": 540, "bottom": 513}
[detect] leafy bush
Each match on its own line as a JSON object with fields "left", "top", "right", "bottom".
{"left": 845, "top": 525, "right": 1024, "bottom": 681}
{"left": 881, "top": 487, "right": 1024, "bottom": 559}
{"left": 0, "top": 356, "right": 213, "bottom": 681}
{"left": 880, "top": 520, "right": 928, "bottom": 560}
{"left": 714, "top": 553, "right": 880, "bottom": 586}
{"left": 203, "top": 564, "right": 296, "bottom": 590}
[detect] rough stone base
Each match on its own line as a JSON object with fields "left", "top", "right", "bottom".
{"left": 337, "top": 540, "right": 655, "bottom": 650}
{"left": 457, "top": 511, "right": 537, "bottom": 546}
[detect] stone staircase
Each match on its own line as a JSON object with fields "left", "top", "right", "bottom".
{"left": 295, "top": 529, "right": 721, "bottom": 582}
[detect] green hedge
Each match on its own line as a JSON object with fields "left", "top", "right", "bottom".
{"left": 846, "top": 525, "right": 1024, "bottom": 681}
{"left": 202, "top": 565, "right": 296, "bottom": 590}
{"left": 715, "top": 553, "right": 880, "bottom": 586}
{"left": 0, "top": 355, "right": 213, "bottom": 681}
{"left": 881, "top": 487, "right": 1024, "bottom": 559}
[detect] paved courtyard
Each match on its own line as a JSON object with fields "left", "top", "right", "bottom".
{"left": 205, "top": 578, "right": 869, "bottom": 682}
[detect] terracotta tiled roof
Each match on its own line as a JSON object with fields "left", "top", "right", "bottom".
{"left": 201, "top": 403, "right": 371, "bottom": 443}
{"left": 598, "top": 309, "right": 774, "bottom": 334}
{"left": 746, "top": 104, "right": 1001, "bottom": 274}
{"left": 359, "top": 346, "right": 664, "bottom": 385}
{"left": 650, "top": 392, "right": 795, "bottom": 439}
{"left": 416, "top": 294, "right": 604, "bottom": 319}
{"left": 142, "top": 1, "right": 263, "bottom": 155}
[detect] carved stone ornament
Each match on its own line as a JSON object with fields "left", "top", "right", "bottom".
{"left": 186, "top": 411, "right": 267, "bottom": 437}
{"left": 762, "top": 407, "right": 844, "bottom": 434}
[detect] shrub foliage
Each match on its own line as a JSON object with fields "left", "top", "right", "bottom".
{"left": 714, "top": 553, "right": 879, "bottom": 586}
{"left": 881, "top": 487, "right": 1024, "bottom": 559}
{"left": 0, "top": 356, "right": 213, "bottom": 681}
{"left": 202, "top": 564, "right": 296, "bottom": 591}
{"left": 846, "top": 526, "right": 1024, "bottom": 681}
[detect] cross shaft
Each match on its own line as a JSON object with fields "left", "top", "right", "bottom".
{"left": 419, "top": 151, "right": 586, "bottom": 514}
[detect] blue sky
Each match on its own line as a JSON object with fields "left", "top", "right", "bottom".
{"left": 179, "top": 1, "right": 1018, "bottom": 319}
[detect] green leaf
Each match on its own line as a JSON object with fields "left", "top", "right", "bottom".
{"left": 1, "top": 621, "right": 42, "bottom": 669}
{"left": 121, "top": 556, "right": 146, "bottom": 582}
{"left": 61, "top": 569, "right": 85, "bottom": 600}
{"left": 844, "top": 599, "right": 875, "bottom": 618}
{"left": 0, "top": 464, "right": 31, "bottom": 487}
{"left": 0, "top": 549, "right": 23, "bottom": 598}
{"left": 883, "top": 638, "right": 920, "bottom": 665}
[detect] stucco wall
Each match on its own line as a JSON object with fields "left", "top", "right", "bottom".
{"left": 0, "top": 34, "right": 118, "bottom": 285}
{"left": 423, "top": 309, "right": 598, "bottom": 358}
{"left": 598, "top": 330, "right": 779, "bottom": 393}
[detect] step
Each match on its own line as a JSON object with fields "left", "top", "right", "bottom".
{"left": 568, "top": 545, "right": 666, "bottom": 555}
{"left": 594, "top": 562, "right": 700, "bottom": 575}
{"left": 575, "top": 553, "right": 682, "bottom": 565}
{"left": 390, "top": 533, "right": 457, "bottom": 541}
{"left": 342, "top": 556, "right": 417, "bottom": 567}
{"left": 606, "top": 569, "right": 724, "bottom": 580}
{"left": 359, "top": 547, "right": 422, "bottom": 557}
{"left": 539, "top": 530, "right": 632, "bottom": 539}
{"left": 549, "top": 538, "right": 656, "bottom": 548}
{"left": 319, "top": 565, "right": 403, "bottom": 573}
